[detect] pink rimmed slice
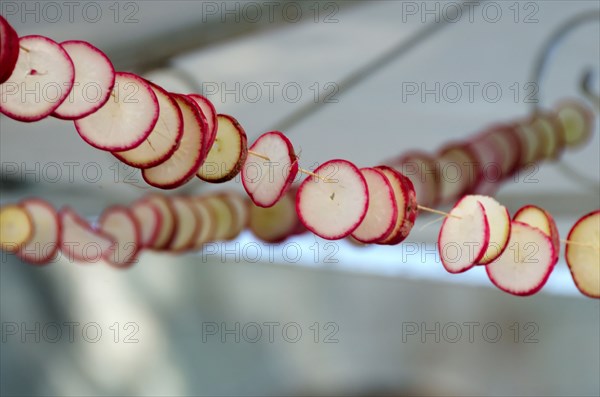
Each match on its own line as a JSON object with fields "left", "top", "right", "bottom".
{"left": 187, "top": 94, "right": 217, "bottom": 159}
{"left": 74, "top": 72, "right": 158, "bottom": 151}
{"left": 351, "top": 168, "right": 398, "bottom": 244}
{"left": 242, "top": 131, "right": 299, "bottom": 208}
{"left": 142, "top": 94, "right": 206, "bottom": 189}
{"left": 529, "top": 111, "right": 566, "bottom": 161}
{"left": 374, "top": 166, "right": 418, "bottom": 245}
{"left": 204, "top": 195, "right": 235, "bottom": 242}
{"left": 144, "top": 195, "right": 177, "bottom": 250}
{"left": 436, "top": 143, "right": 481, "bottom": 204}
{"left": 16, "top": 199, "right": 60, "bottom": 265}
{"left": 98, "top": 206, "right": 141, "bottom": 268}
{"left": 167, "top": 197, "right": 200, "bottom": 252}
{"left": 513, "top": 205, "right": 560, "bottom": 265}
{"left": 190, "top": 197, "right": 217, "bottom": 249}
{"left": 221, "top": 191, "right": 250, "bottom": 240}
{"left": 296, "top": 159, "right": 368, "bottom": 240}
{"left": 250, "top": 190, "right": 297, "bottom": 243}
{"left": 0, "top": 204, "right": 34, "bottom": 252}
{"left": 131, "top": 199, "right": 162, "bottom": 248}
{"left": 486, "top": 221, "right": 556, "bottom": 296}
{"left": 394, "top": 151, "right": 439, "bottom": 208}
{"left": 555, "top": 99, "right": 596, "bottom": 149}
{"left": 113, "top": 83, "right": 183, "bottom": 168}
{"left": 1, "top": 35, "right": 74, "bottom": 122}
{"left": 59, "top": 207, "right": 115, "bottom": 263}
{"left": 197, "top": 114, "right": 248, "bottom": 183}
{"left": 0, "top": 16, "right": 20, "bottom": 84}
{"left": 438, "top": 197, "right": 490, "bottom": 274}
{"left": 565, "top": 210, "right": 600, "bottom": 299}
{"left": 53, "top": 40, "right": 115, "bottom": 120}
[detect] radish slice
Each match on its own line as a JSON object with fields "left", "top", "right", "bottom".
{"left": 296, "top": 159, "right": 368, "bottom": 240}
{"left": 142, "top": 94, "right": 206, "bottom": 189}
{"left": 1, "top": 35, "right": 74, "bottom": 122}
{"left": 74, "top": 72, "right": 158, "bottom": 151}
{"left": 485, "top": 124, "right": 522, "bottom": 179}
{"left": 456, "top": 195, "right": 511, "bottom": 265}
{"left": 374, "top": 166, "right": 418, "bottom": 245}
{"left": 222, "top": 191, "right": 250, "bottom": 240}
{"left": 190, "top": 198, "right": 217, "bottom": 249}
{"left": 98, "top": 206, "right": 141, "bottom": 268}
{"left": 167, "top": 197, "right": 199, "bottom": 252}
{"left": 556, "top": 100, "right": 595, "bottom": 149}
{"left": 197, "top": 114, "right": 248, "bottom": 183}
{"left": 250, "top": 190, "right": 297, "bottom": 243}
{"left": 59, "top": 208, "right": 114, "bottom": 263}
{"left": 530, "top": 112, "right": 565, "bottom": 161}
{"left": 16, "top": 199, "right": 60, "bottom": 265}
{"left": 187, "top": 94, "right": 217, "bottom": 159}
{"left": 242, "top": 131, "right": 299, "bottom": 208}
{"left": 438, "top": 197, "right": 490, "bottom": 273}
{"left": 144, "top": 195, "right": 177, "bottom": 250}
{"left": 351, "top": 168, "right": 398, "bottom": 243}
{"left": 394, "top": 151, "right": 439, "bottom": 208}
{"left": 131, "top": 200, "right": 162, "bottom": 248}
{"left": 486, "top": 221, "right": 556, "bottom": 296}
{"left": 53, "top": 40, "right": 115, "bottom": 120}
{"left": 513, "top": 205, "right": 560, "bottom": 263}
{"left": 0, "top": 16, "right": 20, "bottom": 84}
{"left": 513, "top": 121, "right": 544, "bottom": 169}
{"left": 565, "top": 210, "right": 599, "bottom": 298}
{"left": 204, "top": 196, "right": 235, "bottom": 242}
{"left": 113, "top": 83, "right": 183, "bottom": 168}
{"left": 436, "top": 143, "right": 480, "bottom": 204}
{"left": 467, "top": 133, "right": 504, "bottom": 195}
{"left": 0, "top": 204, "right": 34, "bottom": 252}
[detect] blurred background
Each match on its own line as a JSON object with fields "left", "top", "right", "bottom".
{"left": 1, "top": 1, "right": 599, "bottom": 396}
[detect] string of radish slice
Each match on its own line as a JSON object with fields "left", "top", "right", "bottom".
{"left": 1, "top": 17, "right": 598, "bottom": 298}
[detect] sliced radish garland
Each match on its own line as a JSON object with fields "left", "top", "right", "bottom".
{"left": 52, "top": 40, "right": 115, "bottom": 120}
{"left": 530, "top": 112, "right": 565, "bottom": 161}
{"left": 438, "top": 197, "right": 490, "bottom": 274}
{"left": 222, "top": 191, "right": 250, "bottom": 240}
{"left": 142, "top": 94, "right": 206, "bottom": 189}
{"left": 187, "top": 94, "right": 218, "bottom": 159}
{"left": 556, "top": 100, "right": 595, "bottom": 149}
{"left": 296, "top": 159, "right": 368, "bottom": 240}
{"left": 351, "top": 168, "right": 398, "bottom": 244}
{"left": 204, "top": 196, "right": 235, "bottom": 242}
{"left": 394, "top": 151, "right": 439, "bottom": 208}
{"left": 59, "top": 208, "right": 115, "bottom": 263}
{"left": 16, "top": 199, "right": 60, "bottom": 265}
{"left": 1, "top": 35, "right": 74, "bottom": 122}
{"left": 242, "top": 131, "right": 299, "bottom": 208}
{"left": 0, "top": 16, "right": 20, "bottom": 84}
{"left": 565, "top": 210, "right": 600, "bottom": 299}
{"left": 0, "top": 204, "right": 34, "bottom": 252}
{"left": 374, "top": 166, "right": 418, "bottom": 245}
{"left": 131, "top": 199, "right": 162, "bottom": 248}
{"left": 250, "top": 190, "right": 297, "bottom": 243}
{"left": 144, "top": 195, "right": 177, "bottom": 250}
{"left": 486, "top": 221, "right": 556, "bottom": 296}
{"left": 456, "top": 195, "right": 511, "bottom": 265}
{"left": 98, "top": 206, "right": 141, "bottom": 268}
{"left": 197, "top": 114, "right": 248, "bottom": 183}
{"left": 113, "top": 83, "right": 183, "bottom": 168}
{"left": 167, "top": 197, "right": 200, "bottom": 252}
{"left": 436, "top": 144, "right": 480, "bottom": 204}
{"left": 74, "top": 72, "right": 158, "bottom": 151}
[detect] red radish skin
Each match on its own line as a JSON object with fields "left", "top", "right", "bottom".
{"left": 187, "top": 94, "right": 218, "bottom": 160}
{"left": 167, "top": 197, "right": 201, "bottom": 253}
{"left": 374, "top": 166, "right": 418, "bottom": 245}
{"left": 296, "top": 159, "right": 369, "bottom": 241}
{"left": 16, "top": 199, "right": 61, "bottom": 265}
{"left": 513, "top": 205, "right": 560, "bottom": 265}
{"left": 113, "top": 83, "right": 184, "bottom": 168}
{"left": 438, "top": 197, "right": 490, "bottom": 274}
{"left": 242, "top": 131, "right": 299, "bottom": 208}
{"left": 436, "top": 143, "right": 481, "bottom": 204}
{"left": 190, "top": 197, "right": 218, "bottom": 249}
{"left": 142, "top": 94, "right": 207, "bottom": 189}
{"left": 393, "top": 151, "right": 439, "bottom": 208}
{"left": 59, "top": 208, "right": 115, "bottom": 263}
{"left": 74, "top": 72, "right": 159, "bottom": 151}
{"left": 98, "top": 206, "right": 142, "bottom": 268}
{"left": 0, "top": 16, "right": 20, "bottom": 84}
{"left": 52, "top": 40, "right": 115, "bottom": 120}
{"left": 131, "top": 200, "right": 162, "bottom": 248}
{"left": 144, "top": 195, "right": 177, "bottom": 250}
{"left": 486, "top": 221, "right": 556, "bottom": 296}
{"left": 565, "top": 210, "right": 600, "bottom": 299}
{"left": 1, "top": 35, "right": 75, "bottom": 122}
